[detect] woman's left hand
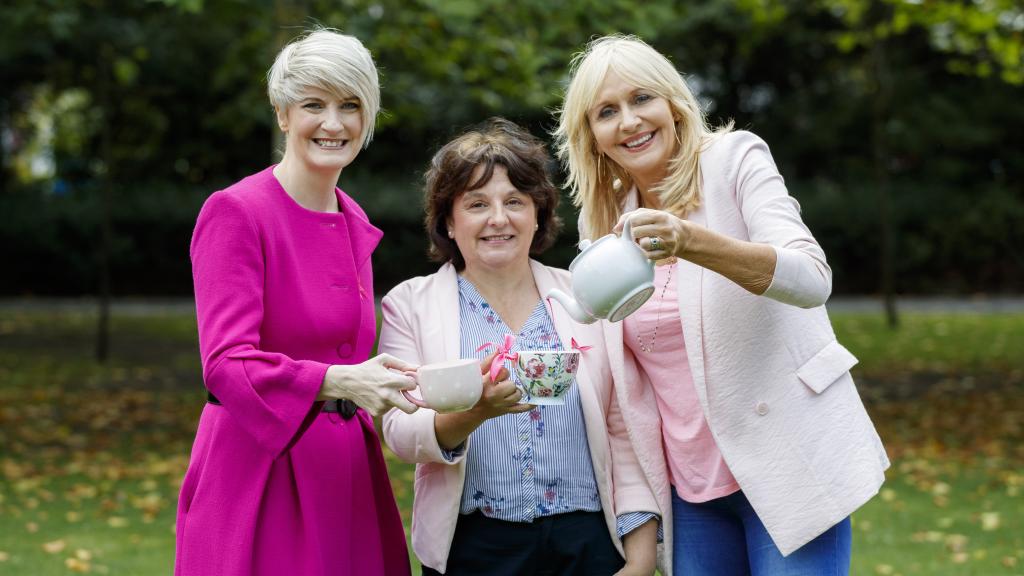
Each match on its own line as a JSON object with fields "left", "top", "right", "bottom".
{"left": 613, "top": 208, "right": 689, "bottom": 261}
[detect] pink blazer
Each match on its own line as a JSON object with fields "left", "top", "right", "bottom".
{"left": 379, "top": 261, "right": 667, "bottom": 574}
{"left": 592, "top": 131, "right": 889, "bottom": 556}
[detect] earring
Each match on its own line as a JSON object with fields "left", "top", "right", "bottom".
{"left": 447, "top": 229, "right": 454, "bottom": 238}
{"left": 534, "top": 224, "right": 539, "bottom": 231}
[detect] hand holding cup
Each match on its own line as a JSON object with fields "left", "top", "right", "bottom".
{"left": 471, "top": 351, "right": 534, "bottom": 419}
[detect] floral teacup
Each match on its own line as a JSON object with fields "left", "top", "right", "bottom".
{"left": 513, "top": 350, "right": 580, "bottom": 405}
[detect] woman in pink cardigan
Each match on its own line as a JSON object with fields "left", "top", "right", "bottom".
{"left": 554, "top": 35, "right": 890, "bottom": 575}
{"left": 379, "top": 118, "right": 659, "bottom": 575}
{"left": 175, "top": 29, "right": 417, "bottom": 576}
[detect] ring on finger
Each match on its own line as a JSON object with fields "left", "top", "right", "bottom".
{"left": 649, "top": 236, "right": 662, "bottom": 251}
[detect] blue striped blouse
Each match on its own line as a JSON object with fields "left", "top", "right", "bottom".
{"left": 454, "top": 275, "right": 654, "bottom": 537}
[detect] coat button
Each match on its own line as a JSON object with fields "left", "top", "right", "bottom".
{"left": 337, "top": 343, "right": 353, "bottom": 358}
{"left": 755, "top": 402, "right": 769, "bottom": 416}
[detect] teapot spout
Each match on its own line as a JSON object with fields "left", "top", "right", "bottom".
{"left": 546, "top": 289, "right": 598, "bottom": 324}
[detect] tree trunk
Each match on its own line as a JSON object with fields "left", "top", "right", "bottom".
{"left": 0, "top": 101, "right": 7, "bottom": 196}
{"left": 870, "top": 2, "right": 898, "bottom": 329}
{"left": 95, "top": 46, "right": 114, "bottom": 362}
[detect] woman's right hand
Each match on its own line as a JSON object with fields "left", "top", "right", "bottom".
{"left": 469, "top": 352, "right": 534, "bottom": 420}
{"left": 320, "top": 353, "right": 419, "bottom": 416}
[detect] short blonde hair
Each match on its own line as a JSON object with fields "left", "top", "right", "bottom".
{"left": 267, "top": 28, "right": 380, "bottom": 149}
{"left": 554, "top": 34, "right": 732, "bottom": 240}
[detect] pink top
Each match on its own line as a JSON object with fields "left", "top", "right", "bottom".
{"left": 623, "top": 262, "right": 739, "bottom": 503}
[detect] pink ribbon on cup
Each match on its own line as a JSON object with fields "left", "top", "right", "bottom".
{"left": 570, "top": 338, "right": 593, "bottom": 352}
{"left": 476, "top": 334, "right": 518, "bottom": 382}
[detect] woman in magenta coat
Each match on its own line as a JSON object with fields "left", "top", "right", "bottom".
{"left": 174, "top": 29, "right": 418, "bottom": 576}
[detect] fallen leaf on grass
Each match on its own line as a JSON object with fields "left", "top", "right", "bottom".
{"left": 65, "top": 556, "right": 91, "bottom": 572}
{"left": 107, "top": 516, "right": 128, "bottom": 528}
{"left": 42, "top": 539, "right": 66, "bottom": 553}
{"left": 945, "top": 533, "right": 969, "bottom": 553}
{"left": 911, "top": 530, "right": 945, "bottom": 543}
{"left": 980, "top": 511, "right": 1000, "bottom": 531}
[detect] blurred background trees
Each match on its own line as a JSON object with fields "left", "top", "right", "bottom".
{"left": 2, "top": 0, "right": 1022, "bottom": 298}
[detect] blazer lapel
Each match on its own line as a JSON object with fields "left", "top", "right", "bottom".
{"left": 338, "top": 190, "right": 383, "bottom": 271}
{"left": 433, "top": 263, "right": 462, "bottom": 363}
{"left": 532, "top": 261, "right": 608, "bottom": 472}
{"left": 533, "top": 261, "right": 597, "bottom": 386}
{"left": 680, "top": 204, "right": 708, "bottom": 410}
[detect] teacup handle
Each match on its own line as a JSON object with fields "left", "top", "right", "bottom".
{"left": 400, "top": 370, "right": 430, "bottom": 408}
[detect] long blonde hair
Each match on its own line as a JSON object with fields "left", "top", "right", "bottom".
{"left": 554, "top": 34, "right": 732, "bottom": 240}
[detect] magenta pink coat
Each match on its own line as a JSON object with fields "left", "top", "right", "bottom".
{"left": 175, "top": 166, "right": 410, "bottom": 576}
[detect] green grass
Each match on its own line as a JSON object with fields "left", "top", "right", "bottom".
{"left": 832, "top": 312, "right": 1024, "bottom": 377}
{"left": 0, "top": 309, "right": 1022, "bottom": 574}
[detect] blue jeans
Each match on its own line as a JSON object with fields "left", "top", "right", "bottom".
{"left": 672, "top": 489, "right": 851, "bottom": 576}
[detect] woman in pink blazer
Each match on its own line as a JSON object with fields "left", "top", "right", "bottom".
{"left": 553, "top": 35, "right": 890, "bottom": 575}
{"left": 379, "top": 118, "right": 660, "bottom": 575}
{"left": 175, "top": 30, "right": 417, "bottom": 576}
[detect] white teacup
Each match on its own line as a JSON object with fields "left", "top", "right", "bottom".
{"left": 402, "top": 358, "right": 483, "bottom": 413}
{"left": 513, "top": 350, "right": 580, "bottom": 406}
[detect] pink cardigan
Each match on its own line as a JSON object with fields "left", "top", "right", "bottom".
{"left": 594, "top": 131, "right": 889, "bottom": 556}
{"left": 378, "top": 261, "right": 667, "bottom": 574}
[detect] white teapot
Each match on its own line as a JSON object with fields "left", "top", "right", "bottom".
{"left": 547, "top": 217, "right": 655, "bottom": 324}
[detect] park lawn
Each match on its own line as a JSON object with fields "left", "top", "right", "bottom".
{"left": 0, "top": 309, "right": 1022, "bottom": 575}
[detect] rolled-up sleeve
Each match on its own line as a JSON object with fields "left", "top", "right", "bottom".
{"left": 729, "top": 132, "right": 832, "bottom": 308}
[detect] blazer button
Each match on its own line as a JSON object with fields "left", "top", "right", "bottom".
{"left": 337, "top": 343, "right": 353, "bottom": 358}
{"left": 755, "top": 402, "right": 769, "bottom": 416}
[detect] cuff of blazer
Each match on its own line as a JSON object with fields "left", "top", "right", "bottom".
{"left": 384, "top": 408, "right": 469, "bottom": 465}
{"left": 763, "top": 245, "right": 830, "bottom": 308}
{"left": 614, "top": 485, "right": 662, "bottom": 519}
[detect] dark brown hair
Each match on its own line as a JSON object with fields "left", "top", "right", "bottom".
{"left": 424, "top": 117, "right": 562, "bottom": 270}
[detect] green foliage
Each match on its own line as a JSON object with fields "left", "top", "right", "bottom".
{"left": 823, "top": 0, "right": 1024, "bottom": 84}
{"left": 0, "top": 182, "right": 209, "bottom": 296}
{"left": 1, "top": 0, "right": 1021, "bottom": 296}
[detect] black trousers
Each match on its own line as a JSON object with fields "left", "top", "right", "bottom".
{"left": 421, "top": 510, "right": 625, "bottom": 576}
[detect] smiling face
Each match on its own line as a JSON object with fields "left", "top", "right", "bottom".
{"left": 449, "top": 165, "right": 538, "bottom": 277}
{"left": 276, "top": 86, "right": 364, "bottom": 176}
{"left": 588, "top": 70, "right": 678, "bottom": 191}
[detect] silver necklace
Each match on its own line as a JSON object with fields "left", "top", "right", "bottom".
{"left": 636, "top": 263, "right": 674, "bottom": 353}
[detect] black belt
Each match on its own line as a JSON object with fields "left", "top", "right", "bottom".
{"left": 207, "top": 392, "right": 358, "bottom": 419}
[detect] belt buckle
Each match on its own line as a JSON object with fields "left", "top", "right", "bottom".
{"left": 337, "top": 399, "right": 358, "bottom": 420}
